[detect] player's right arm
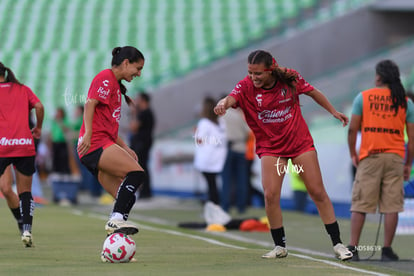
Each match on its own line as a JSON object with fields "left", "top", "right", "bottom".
{"left": 214, "top": 96, "right": 236, "bottom": 116}
{"left": 78, "top": 98, "right": 99, "bottom": 155}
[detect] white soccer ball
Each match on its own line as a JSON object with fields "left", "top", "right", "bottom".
{"left": 101, "top": 233, "right": 136, "bottom": 263}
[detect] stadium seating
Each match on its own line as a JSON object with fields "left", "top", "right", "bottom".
{"left": 0, "top": 0, "right": 375, "bottom": 109}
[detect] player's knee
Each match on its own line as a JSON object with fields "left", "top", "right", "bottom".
{"left": 263, "top": 190, "right": 280, "bottom": 205}
{"left": 308, "top": 188, "right": 327, "bottom": 203}
{"left": 0, "top": 184, "right": 12, "bottom": 195}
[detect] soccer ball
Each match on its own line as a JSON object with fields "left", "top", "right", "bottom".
{"left": 101, "top": 233, "right": 136, "bottom": 263}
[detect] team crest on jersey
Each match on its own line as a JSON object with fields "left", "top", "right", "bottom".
{"left": 256, "top": 94, "right": 262, "bottom": 107}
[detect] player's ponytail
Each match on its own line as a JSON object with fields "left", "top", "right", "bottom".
{"left": 375, "top": 59, "right": 406, "bottom": 114}
{"left": 0, "top": 62, "right": 21, "bottom": 84}
{"left": 111, "top": 46, "right": 145, "bottom": 107}
{"left": 118, "top": 81, "right": 133, "bottom": 106}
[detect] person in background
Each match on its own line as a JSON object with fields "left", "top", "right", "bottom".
{"left": 245, "top": 130, "right": 263, "bottom": 207}
{"left": 49, "top": 106, "right": 81, "bottom": 205}
{"left": 0, "top": 62, "right": 44, "bottom": 247}
{"left": 214, "top": 49, "right": 352, "bottom": 260}
{"left": 221, "top": 107, "right": 250, "bottom": 214}
{"left": 347, "top": 60, "right": 414, "bottom": 261}
{"left": 290, "top": 166, "right": 308, "bottom": 212}
{"left": 0, "top": 113, "right": 45, "bottom": 234}
{"left": 77, "top": 46, "right": 145, "bottom": 238}
{"left": 129, "top": 92, "right": 155, "bottom": 199}
{"left": 72, "top": 104, "right": 102, "bottom": 198}
{"left": 50, "top": 107, "right": 72, "bottom": 176}
{"left": 403, "top": 91, "right": 414, "bottom": 197}
{"left": 193, "top": 96, "right": 227, "bottom": 205}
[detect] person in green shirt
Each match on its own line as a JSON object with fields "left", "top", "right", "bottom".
{"left": 50, "top": 107, "right": 72, "bottom": 175}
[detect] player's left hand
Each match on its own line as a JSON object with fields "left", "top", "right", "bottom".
{"left": 333, "top": 111, "right": 349, "bottom": 127}
{"left": 31, "top": 127, "right": 42, "bottom": 139}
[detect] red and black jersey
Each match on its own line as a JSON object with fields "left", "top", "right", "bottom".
{"left": 78, "top": 69, "right": 121, "bottom": 158}
{"left": 0, "top": 83, "right": 39, "bottom": 157}
{"left": 229, "top": 69, "right": 314, "bottom": 157}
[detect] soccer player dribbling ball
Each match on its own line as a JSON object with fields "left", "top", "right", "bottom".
{"left": 77, "top": 46, "right": 146, "bottom": 236}
{"left": 0, "top": 62, "right": 44, "bottom": 247}
{"left": 214, "top": 50, "right": 353, "bottom": 261}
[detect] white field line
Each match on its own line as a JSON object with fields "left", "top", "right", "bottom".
{"left": 141, "top": 224, "right": 246, "bottom": 250}
{"left": 86, "top": 212, "right": 244, "bottom": 250}
{"left": 80, "top": 211, "right": 388, "bottom": 276}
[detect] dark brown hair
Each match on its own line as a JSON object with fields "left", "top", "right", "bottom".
{"left": 0, "top": 62, "right": 21, "bottom": 84}
{"left": 376, "top": 59, "right": 406, "bottom": 114}
{"left": 138, "top": 91, "right": 151, "bottom": 103}
{"left": 248, "top": 50, "right": 298, "bottom": 97}
{"left": 111, "top": 46, "right": 145, "bottom": 106}
{"left": 201, "top": 96, "right": 219, "bottom": 124}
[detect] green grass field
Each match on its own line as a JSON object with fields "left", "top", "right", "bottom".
{"left": 0, "top": 196, "right": 413, "bottom": 276}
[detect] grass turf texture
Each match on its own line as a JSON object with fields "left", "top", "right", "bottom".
{"left": 0, "top": 198, "right": 413, "bottom": 275}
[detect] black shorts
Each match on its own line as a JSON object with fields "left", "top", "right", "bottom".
{"left": 0, "top": 156, "right": 36, "bottom": 176}
{"left": 80, "top": 147, "right": 103, "bottom": 178}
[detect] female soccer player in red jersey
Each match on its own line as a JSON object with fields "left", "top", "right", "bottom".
{"left": 214, "top": 50, "right": 352, "bottom": 260}
{"left": 0, "top": 62, "right": 44, "bottom": 247}
{"left": 77, "top": 46, "right": 146, "bottom": 236}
